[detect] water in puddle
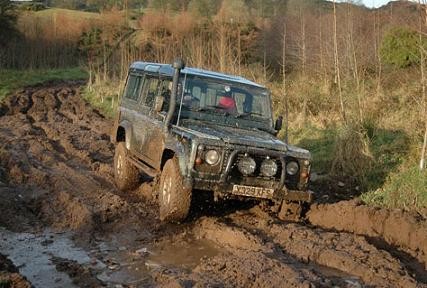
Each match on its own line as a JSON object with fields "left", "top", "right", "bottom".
{"left": 314, "top": 264, "right": 363, "bottom": 287}
{"left": 95, "top": 236, "right": 219, "bottom": 286}
{"left": 0, "top": 227, "right": 219, "bottom": 287}
{"left": 146, "top": 237, "right": 219, "bottom": 269}
{"left": 0, "top": 228, "right": 92, "bottom": 288}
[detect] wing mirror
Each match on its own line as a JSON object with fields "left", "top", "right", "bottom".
{"left": 274, "top": 116, "right": 283, "bottom": 131}
{"left": 154, "top": 95, "right": 164, "bottom": 112}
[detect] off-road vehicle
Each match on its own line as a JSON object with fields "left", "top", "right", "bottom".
{"left": 112, "top": 59, "right": 313, "bottom": 222}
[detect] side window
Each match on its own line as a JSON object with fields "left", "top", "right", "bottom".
{"left": 144, "top": 77, "right": 160, "bottom": 107}
{"left": 159, "top": 79, "right": 172, "bottom": 112}
{"left": 124, "top": 74, "right": 143, "bottom": 101}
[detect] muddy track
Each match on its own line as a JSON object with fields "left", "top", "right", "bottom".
{"left": 0, "top": 82, "right": 426, "bottom": 287}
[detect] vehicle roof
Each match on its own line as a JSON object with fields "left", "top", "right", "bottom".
{"left": 129, "top": 61, "right": 265, "bottom": 88}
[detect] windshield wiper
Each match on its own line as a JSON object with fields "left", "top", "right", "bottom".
{"left": 195, "top": 105, "right": 230, "bottom": 115}
{"left": 235, "top": 112, "right": 264, "bottom": 118}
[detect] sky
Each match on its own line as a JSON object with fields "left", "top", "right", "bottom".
{"left": 363, "top": 0, "right": 392, "bottom": 7}
{"left": 336, "top": 0, "right": 414, "bottom": 8}
{"left": 361, "top": 0, "right": 394, "bottom": 7}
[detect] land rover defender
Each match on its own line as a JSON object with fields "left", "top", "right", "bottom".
{"left": 112, "top": 59, "right": 313, "bottom": 222}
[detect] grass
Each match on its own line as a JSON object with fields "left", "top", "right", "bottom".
{"left": 362, "top": 165, "right": 427, "bottom": 215}
{"left": 34, "top": 7, "right": 102, "bottom": 20}
{"left": 81, "top": 76, "right": 124, "bottom": 118}
{"left": 288, "top": 124, "right": 337, "bottom": 175}
{"left": 289, "top": 119, "right": 410, "bottom": 191}
{"left": 0, "top": 68, "right": 88, "bottom": 102}
{"left": 82, "top": 86, "right": 118, "bottom": 119}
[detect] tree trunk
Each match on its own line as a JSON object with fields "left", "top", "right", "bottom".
{"left": 333, "top": 0, "right": 346, "bottom": 123}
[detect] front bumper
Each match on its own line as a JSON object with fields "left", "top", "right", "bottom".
{"left": 190, "top": 177, "right": 313, "bottom": 203}
{"left": 282, "top": 189, "right": 313, "bottom": 202}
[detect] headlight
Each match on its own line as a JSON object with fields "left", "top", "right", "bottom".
{"left": 205, "top": 150, "right": 220, "bottom": 165}
{"left": 260, "top": 158, "right": 278, "bottom": 177}
{"left": 286, "top": 161, "right": 299, "bottom": 175}
{"left": 237, "top": 156, "right": 256, "bottom": 175}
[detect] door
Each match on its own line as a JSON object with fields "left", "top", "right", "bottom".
{"left": 120, "top": 72, "right": 144, "bottom": 152}
{"left": 133, "top": 75, "right": 163, "bottom": 167}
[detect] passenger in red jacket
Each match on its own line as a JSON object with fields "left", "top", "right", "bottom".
{"left": 218, "top": 93, "right": 237, "bottom": 114}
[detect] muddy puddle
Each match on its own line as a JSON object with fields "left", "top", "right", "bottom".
{"left": 94, "top": 234, "right": 219, "bottom": 286}
{"left": 0, "top": 228, "right": 92, "bottom": 287}
{"left": 147, "top": 237, "right": 219, "bottom": 269}
{"left": 0, "top": 227, "right": 220, "bottom": 287}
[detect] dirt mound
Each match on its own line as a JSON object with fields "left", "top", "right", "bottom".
{"left": 307, "top": 200, "right": 427, "bottom": 270}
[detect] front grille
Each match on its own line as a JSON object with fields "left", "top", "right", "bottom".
{"left": 229, "top": 153, "right": 282, "bottom": 181}
{"left": 222, "top": 149, "right": 231, "bottom": 172}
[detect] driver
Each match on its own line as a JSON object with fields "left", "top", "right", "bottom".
{"left": 182, "top": 93, "right": 200, "bottom": 109}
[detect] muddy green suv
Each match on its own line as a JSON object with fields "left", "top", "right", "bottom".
{"left": 112, "top": 59, "right": 313, "bottom": 222}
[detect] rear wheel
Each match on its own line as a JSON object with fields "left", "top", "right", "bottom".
{"left": 158, "top": 157, "right": 191, "bottom": 222}
{"left": 114, "top": 142, "right": 139, "bottom": 191}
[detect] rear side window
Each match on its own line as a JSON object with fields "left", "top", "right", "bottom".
{"left": 144, "top": 77, "right": 160, "bottom": 107}
{"left": 124, "top": 75, "right": 143, "bottom": 101}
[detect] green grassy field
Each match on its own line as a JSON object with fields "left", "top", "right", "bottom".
{"left": 0, "top": 68, "right": 88, "bottom": 102}
{"left": 33, "top": 7, "right": 102, "bottom": 20}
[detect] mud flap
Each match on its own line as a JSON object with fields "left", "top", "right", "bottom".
{"left": 278, "top": 201, "right": 302, "bottom": 222}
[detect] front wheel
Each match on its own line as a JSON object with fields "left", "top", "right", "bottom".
{"left": 158, "top": 157, "right": 192, "bottom": 222}
{"left": 114, "top": 142, "right": 139, "bottom": 191}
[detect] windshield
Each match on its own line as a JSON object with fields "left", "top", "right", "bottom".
{"left": 176, "top": 74, "right": 272, "bottom": 128}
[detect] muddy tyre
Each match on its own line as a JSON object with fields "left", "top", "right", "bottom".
{"left": 114, "top": 142, "right": 139, "bottom": 191}
{"left": 158, "top": 157, "right": 192, "bottom": 222}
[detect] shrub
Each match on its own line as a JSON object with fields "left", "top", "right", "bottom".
{"left": 331, "top": 122, "right": 374, "bottom": 180}
{"left": 380, "top": 27, "right": 426, "bottom": 68}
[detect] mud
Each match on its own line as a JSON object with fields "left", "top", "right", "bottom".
{"left": 0, "top": 82, "right": 426, "bottom": 287}
{"left": 308, "top": 200, "right": 427, "bottom": 270}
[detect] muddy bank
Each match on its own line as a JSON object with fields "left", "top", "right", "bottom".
{"left": 191, "top": 209, "right": 419, "bottom": 287}
{"left": 308, "top": 200, "right": 427, "bottom": 270}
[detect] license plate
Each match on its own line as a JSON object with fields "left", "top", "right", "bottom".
{"left": 232, "top": 185, "right": 274, "bottom": 199}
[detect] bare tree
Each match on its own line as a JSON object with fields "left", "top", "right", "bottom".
{"left": 333, "top": 0, "right": 346, "bottom": 123}
{"left": 419, "top": 0, "right": 427, "bottom": 170}
{"left": 282, "top": 21, "right": 289, "bottom": 143}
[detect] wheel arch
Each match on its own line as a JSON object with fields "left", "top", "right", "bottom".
{"left": 162, "top": 136, "right": 190, "bottom": 177}
{"left": 115, "top": 120, "right": 133, "bottom": 150}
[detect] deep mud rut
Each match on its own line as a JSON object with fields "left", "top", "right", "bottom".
{"left": 0, "top": 82, "right": 426, "bottom": 287}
